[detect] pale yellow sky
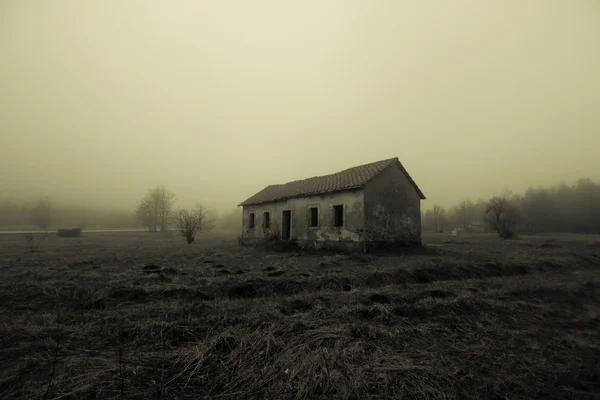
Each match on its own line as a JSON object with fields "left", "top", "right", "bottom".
{"left": 1, "top": 0, "right": 599, "bottom": 212}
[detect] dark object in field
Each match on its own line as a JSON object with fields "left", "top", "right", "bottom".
{"left": 343, "top": 284, "right": 352, "bottom": 292}
{"left": 228, "top": 284, "right": 257, "bottom": 299}
{"left": 57, "top": 228, "right": 81, "bottom": 237}
{"left": 234, "top": 270, "right": 245, "bottom": 275}
{"left": 368, "top": 293, "right": 391, "bottom": 304}
{"left": 143, "top": 264, "right": 160, "bottom": 271}
{"left": 263, "top": 266, "right": 276, "bottom": 271}
{"left": 299, "top": 273, "right": 311, "bottom": 277}
{"left": 268, "top": 271, "right": 285, "bottom": 277}
{"left": 218, "top": 269, "right": 231, "bottom": 275}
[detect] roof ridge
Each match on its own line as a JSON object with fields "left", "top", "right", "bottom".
{"left": 238, "top": 156, "right": 423, "bottom": 206}
{"left": 273, "top": 157, "right": 398, "bottom": 185}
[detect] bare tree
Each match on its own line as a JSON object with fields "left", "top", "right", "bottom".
{"left": 485, "top": 189, "right": 519, "bottom": 239}
{"left": 175, "top": 205, "right": 215, "bottom": 244}
{"left": 156, "top": 186, "right": 176, "bottom": 231}
{"left": 30, "top": 196, "right": 53, "bottom": 230}
{"left": 135, "top": 196, "right": 157, "bottom": 232}
{"left": 135, "top": 186, "right": 176, "bottom": 232}
{"left": 432, "top": 205, "right": 440, "bottom": 232}
{"left": 456, "top": 199, "right": 474, "bottom": 228}
{"left": 432, "top": 204, "right": 446, "bottom": 233}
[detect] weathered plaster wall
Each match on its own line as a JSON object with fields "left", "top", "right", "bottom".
{"left": 241, "top": 189, "right": 365, "bottom": 248}
{"left": 363, "top": 162, "right": 422, "bottom": 245}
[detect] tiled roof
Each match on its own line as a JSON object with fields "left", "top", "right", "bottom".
{"left": 238, "top": 157, "right": 426, "bottom": 206}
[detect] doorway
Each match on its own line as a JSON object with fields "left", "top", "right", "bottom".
{"left": 281, "top": 210, "right": 291, "bottom": 240}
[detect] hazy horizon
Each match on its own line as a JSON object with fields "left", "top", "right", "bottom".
{"left": 2, "top": 1, "right": 599, "bottom": 213}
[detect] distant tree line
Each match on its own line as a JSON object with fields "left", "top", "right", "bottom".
{"left": 0, "top": 197, "right": 138, "bottom": 230}
{"left": 422, "top": 178, "right": 600, "bottom": 236}
{"left": 6, "top": 178, "right": 597, "bottom": 236}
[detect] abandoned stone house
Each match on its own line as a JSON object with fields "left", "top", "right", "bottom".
{"left": 238, "top": 157, "right": 426, "bottom": 251}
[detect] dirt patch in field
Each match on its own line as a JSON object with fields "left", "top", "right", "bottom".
{"left": 227, "top": 284, "right": 258, "bottom": 299}
{"left": 280, "top": 299, "right": 314, "bottom": 315}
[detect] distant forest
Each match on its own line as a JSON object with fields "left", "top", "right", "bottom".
{"left": 0, "top": 195, "right": 240, "bottom": 232}
{"left": 422, "top": 178, "right": 600, "bottom": 234}
{"left": 1, "top": 178, "right": 598, "bottom": 234}
{"left": 0, "top": 200, "right": 139, "bottom": 230}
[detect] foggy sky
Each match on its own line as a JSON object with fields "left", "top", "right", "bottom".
{"left": 1, "top": 1, "right": 599, "bottom": 213}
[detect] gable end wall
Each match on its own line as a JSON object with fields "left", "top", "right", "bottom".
{"left": 363, "top": 162, "right": 422, "bottom": 245}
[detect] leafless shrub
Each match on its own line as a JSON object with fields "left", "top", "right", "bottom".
{"left": 486, "top": 189, "right": 519, "bottom": 240}
{"left": 175, "top": 205, "right": 215, "bottom": 244}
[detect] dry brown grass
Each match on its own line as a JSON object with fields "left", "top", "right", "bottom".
{"left": 0, "top": 230, "right": 599, "bottom": 399}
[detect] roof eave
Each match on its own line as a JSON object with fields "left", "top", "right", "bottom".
{"left": 239, "top": 186, "right": 365, "bottom": 207}
{"left": 392, "top": 159, "right": 426, "bottom": 200}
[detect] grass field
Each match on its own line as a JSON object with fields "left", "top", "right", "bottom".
{"left": 1, "top": 230, "right": 599, "bottom": 399}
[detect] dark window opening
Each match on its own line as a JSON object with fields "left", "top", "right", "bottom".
{"left": 333, "top": 205, "right": 344, "bottom": 227}
{"left": 309, "top": 207, "right": 318, "bottom": 227}
{"left": 263, "top": 212, "right": 270, "bottom": 228}
{"left": 248, "top": 213, "right": 255, "bottom": 229}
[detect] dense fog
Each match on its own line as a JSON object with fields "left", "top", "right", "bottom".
{"left": 1, "top": 1, "right": 598, "bottom": 231}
